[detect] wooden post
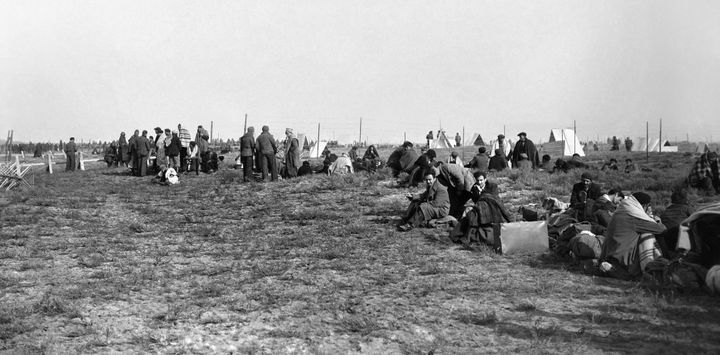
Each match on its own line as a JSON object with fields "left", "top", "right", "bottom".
{"left": 47, "top": 154, "right": 53, "bottom": 174}
{"left": 646, "top": 121, "right": 649, "bottom": 161}
{"left": 243, "top": 114, "right": 247, "bottom": 134}
{"left": 359, "top": 117, "right": 362, "bottom": 147}
{"left": 79, "top": 152, "right": 85, "bottom": 171}
{"left": 15, "top": 155, "right": 20, "bottom": 175}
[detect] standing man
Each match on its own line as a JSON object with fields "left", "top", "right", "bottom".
{"left": 490, "top": 134, "right": 513, "bottom": 168}
{"left": 256, "top": 125, "right": 278, "bottom": 181}
{"left": 153, "top": 127, "right": 166, "bottom": 172}
{"left": 239, "top": 126, "right": 256, "bottom": 182}
{"left": 166, "top": 130, "right": 181, "bottom": 169}
{"left": 425, "top": 131, "right": 434, "bottom": 149}
{"left": 454, "top": 132, "right": 462, "bottom": 147}
{"left": 128, "top": 130, "right": 139, "bottom": 175}
{"left": 284, "top": 128, "right": 301, "bottom": 178}
{"left": 134, "top": 130, "right": 152, "bottom": 177}
{"left": 177, "top": 124, "right": 191, "bottom": 172}
{"left": 195, "top": 125, "right": 209, "bottom": 173}
{"left": 65, "top": 137, "right": 77, "bottom": 171}
{"left": 511, "top": 132, "right": 539, "bottom": 169}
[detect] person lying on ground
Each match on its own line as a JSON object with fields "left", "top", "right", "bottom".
{"left": 601, "top": 158, "right": 619, "bottom": 171}
{"left": 565, "top": 153, "right": 587, "bottom": 170}
{"left": 398, "top": 169, "right": 450, "bottom": 232}
{"left": 599, "top": 192, "right": 666, "bottom": 280}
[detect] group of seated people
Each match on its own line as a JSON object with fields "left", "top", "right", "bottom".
{"left": 316, "top": 145, "right": 383, "bottom": 175}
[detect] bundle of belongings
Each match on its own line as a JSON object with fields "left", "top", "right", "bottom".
{"left": 154, "top": 167, "right": 179, "bottom": 185}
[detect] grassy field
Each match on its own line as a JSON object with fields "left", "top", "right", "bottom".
{"left": 1, "top": 148, "right": 720, "bottom": 354}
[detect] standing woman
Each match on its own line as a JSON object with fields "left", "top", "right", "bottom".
{"left": 118, "top": 132, "right": 130, "bottom": 167}
{"left": 284, "top": 128, "right": 301, "bottom": 178}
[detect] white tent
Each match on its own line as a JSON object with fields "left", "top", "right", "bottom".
{"left": 633, "top": 138, "right": 678, "bottom": 152}
{"left": 295, "top": 133, "right": 312, "bottom": 150}
{"left": 430, "top": 131, "right": 454, "bottom": 149}
{"left": 546, "top": 129, "right": 585, "bottom": 157}
{"left": 469, "top": 133, "right": 486, "bottom": 146}
{"left": 302, "top": 140, "right": 328, "bottom": 159}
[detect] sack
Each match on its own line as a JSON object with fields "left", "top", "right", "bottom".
{"left": 498, "top": 221, "right": 548, "bottom": 255}
{"left": 569, "top": 232, "right": 605, "bottom": 259}
{"left": 519, "top": 206, "right": 540, "bottom": 221}
{"left": 664, "top": 260, "right": 708, "bottom": 291}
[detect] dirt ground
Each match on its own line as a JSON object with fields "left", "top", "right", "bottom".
{"left": 2, "top": 153, "right": 720, "bottom": 354}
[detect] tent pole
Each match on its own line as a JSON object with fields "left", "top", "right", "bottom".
{"left": 659, "top": 118, "right": 662, "bottom": 153}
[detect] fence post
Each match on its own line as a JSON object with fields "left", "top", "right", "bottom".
{"left": 47, "top": 154, "right": 53, "bottom": 174}
{"left": 79, "top": 152, "right": 85, "bottom": 171}
{"left": 15, "top": 155, "right": 20, "bottom": 175}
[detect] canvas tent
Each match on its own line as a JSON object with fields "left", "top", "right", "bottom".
{"left": 430, "top": 131, "right": 454, "bottom": 149}
{"left": 295, "top": 133, "right": 312, "bottom": 151}
{"left": 633, "top": 138, "right": 678, "bottom": 152}
{"left": 542, "top": 129, "right": 585, "bottom": 157}
{"left": 696, "top": 142, "right": 710, "bottom": 154}
{"left": 469, "top": 133, "right": 486, "bottom": 146}
{"left": 302, "top": 140, "right": 328, "bottom": 159}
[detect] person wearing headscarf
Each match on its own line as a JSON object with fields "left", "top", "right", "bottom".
{"left": 329, "top": 152, "right": 354, "bottom": 175}
{"left": 362, "top": 145, "right": 381, "bottom": 172}
{"left": 511, "top": 132, "right": 539, "bottom": 169}
{"left": 688, "top": 151, "right": 720, "bottom": 194}
{"left": 283, "top": 128, "right": 301, "bottom": 178}
{"left": 599, "top": 192, "right": 666, "bottom": 280}
{"left": 128, "top": 130, "right": 139, "bottom": 174}
{"left": 118, "top": 132, "right": 130, "bottom": 167}
{"left": 447, "top": 151, "right": 463, "bottom": 166}
{"left": 490, "top": 134, "right": 512, "bottom": 168}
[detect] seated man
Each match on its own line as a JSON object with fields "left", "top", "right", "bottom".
{"left": 565, "top": 153, "right": 587, "bottom": 170}
{"left": 539, "top": 154, "right": 553, "bottom": 171}
{"left": 599, "top": 192, "right": 666, "bottom": 280}
{"left": 592, "top": 188, "right": 624, "bottom": 227}
{"left": 488, "top": 149, "right": 508, "bottom": 172}
{"left": 398, "top": 169, "right": 449, "bottom": 231}
{"left": 328, "top": 152, "right": 354, "bottom": 175}
{"left": 298, "top": 161, "right": 313, "bottom": 176}
{"left": 447, "top": 151, "right": 463, "bottom": 166}
{"left": 387, "top": 141, "right": 418, "bottom": 178}
{"left": 466, "top": 147, "right": 490, "bottom": 171}
{"left": 656, "top": 187, "right": 694, "bottom": 257}
{"left": 688, "top": 151, "right": 720, "bottom": 195}
{"left": 624, "top": 158, "right": 637, "bottom": 173}
{"left": 570, "top": 172, "right": 602, "bottom": 205}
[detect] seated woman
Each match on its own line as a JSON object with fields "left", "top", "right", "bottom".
{"left": 398, "top": 169, "right": 449, "bottom": 231}
{"left": 359, "top": 145, "right": 381, "bottom": 172}
{"left": 449, "top": 171, "right": 511, "bottom": 246}
{"left": 599, "top": 192, "right": 666, "bottom": 280}
{"left": 328, "top": 153, "right": 354, "bottom": 175}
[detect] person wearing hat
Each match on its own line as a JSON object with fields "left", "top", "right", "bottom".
{"left": 446, "top": 151, "right": 463, "bottom": 166}
{"left": 599, "top": 191, "right": 666, "bottom": 280}
{"left": 65, "top": 137, "right": 77, "bottom": 171}
{"left": 511, "top": 132, "right": 539, "bottom": 169}
{"left": 237, "top": 126, "right": 256, "bottom": 182}
{"left": 134, "top": 130, "right": 152, "bottom": 177}
{"left": 466, "top": 146, "right": 489, "bottom": 171}
{"left": 570, "top": 172, "right": 602, "bottom": 205}
{"left": 490, "top": 134, "right": 512, "bottom": 168}
{"left": 256, "top": 125, "right": 278, "bottom": 181}
{"left": 284, "top": 128, "right": 301, "bottom": 178}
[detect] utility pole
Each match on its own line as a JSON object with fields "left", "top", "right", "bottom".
{"left": 573, "top": 120, "right": 577, "bottom": 155}
{"left": 316, "top": 123, "right": 320, "bottom": 158}
{"left": 359, "top": 117, "right": 362, "bottom": 147}
{"left": 659, "top": 118, "right": 663, "bottom": 153}
{"left": 244, "top": 114, "right": 247, "bottom": 133}
{"left": 210, "top": 121, "right": 214, "bottom": 146}
{"left": 646, "top": 121, "right": 649, "bottom": 161}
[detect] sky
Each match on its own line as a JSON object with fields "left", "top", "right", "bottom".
{"left": 2, "top": 0, "right": 719, "bottom": 145}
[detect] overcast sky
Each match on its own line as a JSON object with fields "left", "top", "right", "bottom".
{"left": 2, "top": 0, "right": 719, "bottom": 144}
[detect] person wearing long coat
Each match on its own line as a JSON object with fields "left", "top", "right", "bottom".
{"left": 435, "top": 161, "right": 476, "bottom": 219}
{"left": 284, "top": 128, "right": 301, "bottom": 178}
{"left": 65, "top": 137, "right": 77, "bottom": 171}
{"left": 118, "top": 132, "right": 130, "bottom": 166}
{"left": 398, "top": 169, "right": 450, "bottom": 231}
{"left": 134, "top": 130, "right": 152, "bottom": 177}
{"left": 239, "top": 127, "right": 256, "bottom": 182}
{"left": 256, "top": 125, "right": 278, "bottom": 181}
{"left": 511, "top": 132, "right": 540, "bottom": 169}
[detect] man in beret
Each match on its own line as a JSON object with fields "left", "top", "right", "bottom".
{"left": 511, "top": 132, "right": 539, "bottom": 169}
{"left": 570, "top": 172, "right": 602, "bottom": 205}
{"left": 599, "top": 191, "right": 666, "bottom": 280}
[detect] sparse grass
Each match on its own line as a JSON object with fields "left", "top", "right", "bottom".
{"left": 0, "top": 150, "right": 719, "bottom": 353}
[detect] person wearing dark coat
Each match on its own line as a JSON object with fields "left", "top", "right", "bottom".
{"left": 450, "top": 170, "right": 511, "bottom": 246}
{"left": 166, "top": 130, "right": 182, "bottom": 169}
{"left": 65, "top": 137, "right": 77, "bottom": 171}
{"left": 283, "top": 128, "right": 301, "bottom": 178}
{"left": 387, "top": 141, "right": 417, "bottom": 177}
{"left": 435, "top": 161, "right": 476, "bottom": 219}
{"left": 361, "top": 145, "right": 381, "bottom": 172}
{"left": 128, "top": 130, "right": 139, "bottom": 174}
{"left": 488, "top": 149, "right": 508, "bottom": 171}
{"left": 134, "top": 130, "right": 152, "bottom": 177}
{"left": 118, "top": 132, "right": 130, "bottom": 167}
{"left": 465, "top": 146, "right": 490, "bottom": 171}
{"left": 570, "top": 172, "right": 603, "bottom": 205}
{"left": 104, "top": 142, "right": 118, "bottom": 167}
{"left": 298, "top": 161, "right": 313, "bottom": 176}
{"left": 239, "top": 127, "right": 256, "bottom": 182}
{"left": 403, "top": 149, "right": 436, "bottom": 187}
{"left": 398, "top": 169, "right": 450, "bottom": 231}
{"left": 511, "top": 132, "right": 539, "bottom": 169}
{"left": 256, "top": 125, "right": 278, "bottom": 181}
